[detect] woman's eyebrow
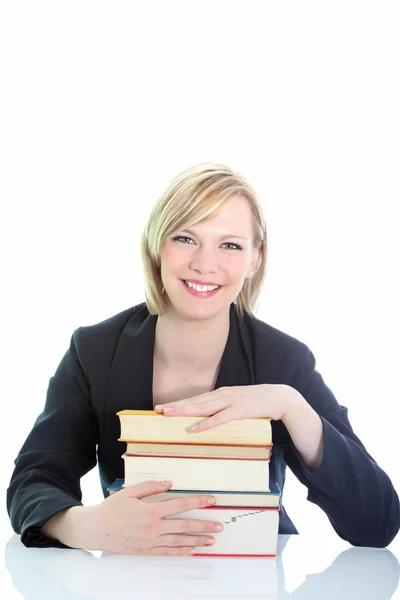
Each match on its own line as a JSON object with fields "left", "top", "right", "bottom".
{"left": 181, "top": 229, "right": 248, "bottom": 241}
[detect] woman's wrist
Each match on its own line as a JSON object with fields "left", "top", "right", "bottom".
{"left": 41, "top": 506, "right": 92, "bottom": 549}
{"left": 281, "top": 386, "right": 324, "bottom": 469}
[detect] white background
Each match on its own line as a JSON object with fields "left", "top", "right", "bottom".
{"left": 1, "top": 0, "right": 399, "bottom": 553}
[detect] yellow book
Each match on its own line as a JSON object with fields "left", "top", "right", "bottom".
{"left": 117, "top": 410, "right": 272, "bottom": 446}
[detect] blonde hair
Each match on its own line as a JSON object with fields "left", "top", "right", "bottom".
{"left": 140, "top": 162, "right": 267, "bottom": 319}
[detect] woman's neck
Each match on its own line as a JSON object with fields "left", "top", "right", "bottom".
{"left": 154, "top": 307, "right": 230, "bottom": 373}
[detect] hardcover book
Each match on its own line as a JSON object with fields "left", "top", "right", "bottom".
{"left": 125, "top": 441, "right": 272, "bottom": 460}
{"left": 107, "top": 479, "right": 280, "bottom": 557}
{"left": 108, "top": 478, "right": 281, "bottom": 508}
{"left": 117, "top": 410, "right": 272, "bottom": 446}
{"left": 122, "top": 453, "right": 270, "bottom": 492}
{"left": 166, "top": 506, "right": 279, "bottom": 557}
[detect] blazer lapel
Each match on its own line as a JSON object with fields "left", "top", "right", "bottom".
{"left": 104, "top": 306, "right": 156, "bottom": 460}
{"left": 107, "top": 306, "right": 157, "bottom": 414}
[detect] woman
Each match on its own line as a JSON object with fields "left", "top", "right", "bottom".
{"left": 7, "top": 162, "right": 400, "bottom": 555}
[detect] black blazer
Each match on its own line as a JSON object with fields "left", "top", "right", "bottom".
{"left": 7, "top": 302, "right": 400, "bottom": 548}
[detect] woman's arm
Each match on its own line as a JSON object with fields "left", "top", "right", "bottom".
{"left": 280, "top": 342, "right": 400, "bottom": 548}
{"left": 7, "top": 328, "right": 225, "bottom": 555}
{"left": 6, "top": 328, "right": 99, "bottom": 548}
{"left": 155, "top": 341, "right": 400, "bottom": 548}
{"left": 280, "top": 387, "right": 324, "bottom": 469}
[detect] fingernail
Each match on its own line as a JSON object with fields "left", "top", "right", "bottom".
{"left": 188, "top": 547, "right": 196, "bottom": 555}
{"left": 191, "top": 424, "right": 200, "bottom": 431}
{"left": 163, "top": 406, "right": 173, "bottom": 413}
{"left": 205, "top": 538, "right": 215, "bottom": 545}
{"left": 162, "top": 480, "right": 172, "bottom": 487}
{"left": 214, "top": 523, "right": 223, "bottom": 532}
{"left": 207, "top": 497, "right": 216, "bottom": 504}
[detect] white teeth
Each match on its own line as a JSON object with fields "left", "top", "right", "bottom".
{"left": 184, "top": 281, "right": 220, "bottom": 292}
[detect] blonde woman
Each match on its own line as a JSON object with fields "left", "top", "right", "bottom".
{"left": 7, "top": 163, "right": 400, "bottom": 554}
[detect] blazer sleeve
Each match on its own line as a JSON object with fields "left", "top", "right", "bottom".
{"left": 6, "top": 327, "right": 99, "bottom": 548}
{"left": 280, "top": 340, "right": 400, "bottom": 548}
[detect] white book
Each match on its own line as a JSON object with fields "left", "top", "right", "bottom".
{"left": 123, "top": 454, "right": 270, "bottom": 492}
{"left": 166, "top": 507, "right": 280, "bottom": 556}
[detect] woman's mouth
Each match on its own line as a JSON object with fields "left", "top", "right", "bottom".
{"left": 181, "top": 279, "right": 222, "bottom": 298}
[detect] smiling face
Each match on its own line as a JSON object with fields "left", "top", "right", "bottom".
{"left": 159, "top": 194, "right": 261, "bottom": 320}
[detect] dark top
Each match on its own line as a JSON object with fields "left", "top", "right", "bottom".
{"left": 7, "top": 302, "right": 400, "bottom": 548}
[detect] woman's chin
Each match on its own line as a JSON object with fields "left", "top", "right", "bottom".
{"left": 166, "top": 298, "right": 232, "bottom": 321}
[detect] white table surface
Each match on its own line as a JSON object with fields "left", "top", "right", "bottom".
{"left": 2, "top": 519, "right": 399, "bottom": 600}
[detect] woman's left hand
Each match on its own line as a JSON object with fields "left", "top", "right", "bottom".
{"left": 154, "top": 384, "right": 297, "bottom": 432}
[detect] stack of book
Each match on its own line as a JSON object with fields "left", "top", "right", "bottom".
{"left": 108, "top": 409, "right": 281, "bottom": 557}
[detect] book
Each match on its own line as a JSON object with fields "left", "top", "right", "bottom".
{"left": 108, "top": 478, "right": 281, "bottom": 507}
{"left": 122, "top": 453, "right": 270, "bottom": 492}
{"left": 117, "top": 410, "right": 272, "bottom": 446}
{"left": 166, "top": 506, "right": 280, "bottom": 557}
{"left": 125, "top": 441, "right": 272, "bottom": 459}
{"left": 115, "top": 409, "right": 279, "bottom": 557}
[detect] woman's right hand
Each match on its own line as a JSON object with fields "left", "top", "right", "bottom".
{"left": 66, "top": 480, "right": 224, "bottom": 555}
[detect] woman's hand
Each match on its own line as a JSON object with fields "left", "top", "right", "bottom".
{"left": 154, "top": 385, "right": 324, "bottom": 469}
{"left": 154, "top": 384, "right": 296, "bottom": 432}
{"left": 45, "top": 481, "right": 223, "bottom": 555}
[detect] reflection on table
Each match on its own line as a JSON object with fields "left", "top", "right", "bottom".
{"left": 4, "top": 533, "right": 400, "bottom": 600}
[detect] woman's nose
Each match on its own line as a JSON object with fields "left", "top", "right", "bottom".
{"left": 189, "top": 244, "right": 219, "bottom": 273}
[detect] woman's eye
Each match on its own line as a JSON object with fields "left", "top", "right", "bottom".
{"left": 173, "top": 236, "right": 194, "bottom": 244}
{"left": 224, "top": 242, "right": 243, "bottom": 251}
{"left": 172, "top": 236, "right": 242, "bottom": 251}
